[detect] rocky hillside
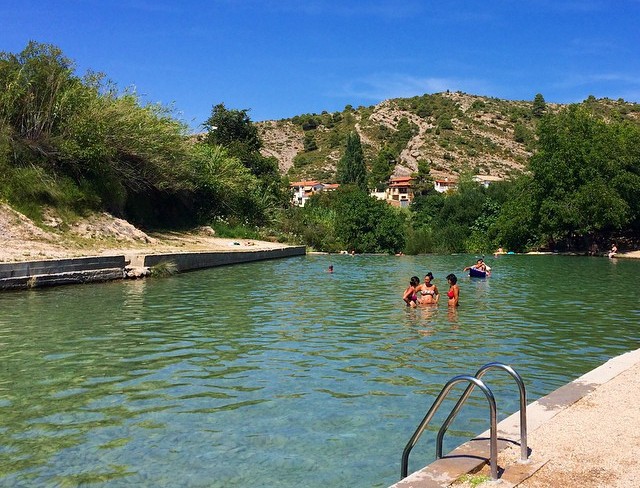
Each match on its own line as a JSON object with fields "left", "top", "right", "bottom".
{"left": 257, "top": 92, "right": 640, "bottom": 182}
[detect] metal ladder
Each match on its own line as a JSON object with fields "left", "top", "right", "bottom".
{"left": 400, "top": 362, "right": 528, "bottom": 481}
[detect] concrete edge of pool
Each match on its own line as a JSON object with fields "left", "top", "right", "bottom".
{"left": 390, "top": 347, "right": 640, "bottom": 488}
{"left": 0, "top": 245, "right": 306, "bottom": 290}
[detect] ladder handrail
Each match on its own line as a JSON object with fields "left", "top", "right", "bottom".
{"left": 436, "top": 362, "right": 528, "bottom": 462}
{"left": 400, "top": 375, "right": 498, "bottom": 480}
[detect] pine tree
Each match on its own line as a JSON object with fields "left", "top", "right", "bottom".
{"left": 532, "top": 93, "right": 547, "bottom": 118}
{"left": 336, "top": 131, "right": 367, "bottom": 191}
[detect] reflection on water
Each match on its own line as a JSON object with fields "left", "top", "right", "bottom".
{"left": 0, "top": 254, "right": 639, "bottom": 487}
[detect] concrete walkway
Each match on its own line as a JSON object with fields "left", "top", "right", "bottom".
{"left": 509, "top": 348, "right": 640, "bottom": 488}
{"left": 0, "top": 246, "right": 306, "bottom": 290}
{"left": 392, "top": 348, "right": 640, "bottom": 488}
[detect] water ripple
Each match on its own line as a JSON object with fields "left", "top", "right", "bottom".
{"left": 0, "top": 255, "right": 638, "bottom": 486}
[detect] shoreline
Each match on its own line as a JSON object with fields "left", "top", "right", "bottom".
{"left": 0, "top": 245, "right": 306, "bottom": 291}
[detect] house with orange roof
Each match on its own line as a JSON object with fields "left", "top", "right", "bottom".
{"left": 370, "top": 176, "right": 414, "bottom": 208}
{"left": 290, "top": 180, "right": 323, "bottom": 206}
{"left": 290, "top": 181, "right": 341, "bottom": 207}
{"left": 386, "top": 176, "right": 414, "bottom": 207}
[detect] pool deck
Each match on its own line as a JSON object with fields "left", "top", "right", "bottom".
{"left": 390, "top": 347, "right": 640, "bottom": 487}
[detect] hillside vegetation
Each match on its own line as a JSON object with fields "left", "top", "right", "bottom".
{"left": 2, "top": 41, "right": 640, "bottom": 256}
{"left": 259, "top": 92, "right": 640, "bottom": 183}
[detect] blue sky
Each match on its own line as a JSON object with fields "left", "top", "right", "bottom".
{"left": 2, "top": 1, "right": 639, "bottom": 132}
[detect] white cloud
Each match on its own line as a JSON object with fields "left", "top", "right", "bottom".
{"left": 332, "top": 73, "right": 489, "bottom": 101}
{"left": 554, "top": 72, "right": 640, "bottom": 88}
{"left": 216, "top": 0, "right": 427, "bottom": 19}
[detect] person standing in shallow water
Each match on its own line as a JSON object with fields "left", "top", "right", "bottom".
{"left": 403, "top": 276, "right": 420, "bottom": 308}
{"left": 416, "top": 272, "right": 439, "bottom": 305}
{"left": 446, "top": 274, "right": 459, "bottom": 307}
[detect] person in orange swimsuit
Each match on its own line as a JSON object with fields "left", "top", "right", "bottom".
{"left": 446, "top": 273, "right": 459, "bottom": 307}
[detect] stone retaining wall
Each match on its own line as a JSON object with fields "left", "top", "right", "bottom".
{"left": 142, "top": 247, "right": 305, "bottom": 272}
{"left": 0, "top": 246, "right": 306, "bottom": 291}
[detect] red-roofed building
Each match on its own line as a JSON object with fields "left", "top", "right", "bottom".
{"left": 290, "top": 181, "right": 340, "bottom": 206}
{"left": 386, "top": 176, "right": 414, "bottom": 207}
{"left": 290, "top": 181, "right": 323, "bottom": 206}
{"left": 371, "top": 176, "right": 415, "bottom": 208}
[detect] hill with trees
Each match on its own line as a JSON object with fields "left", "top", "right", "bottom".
{"left": 2, "top": 41, "right": 640, "bottom": 257}
{"left": 258, "top": 92, "right": 640, "bottom": 184}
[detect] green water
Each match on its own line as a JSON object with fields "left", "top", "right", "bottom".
{"left": 0, "top": 254, "right": 638, "bottom": 487}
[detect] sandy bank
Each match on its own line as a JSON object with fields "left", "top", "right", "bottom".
{"left": 0, "top": 204, "right": 293, "bottom": 263}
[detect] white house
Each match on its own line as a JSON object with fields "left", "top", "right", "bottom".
{"left": 290, "top": 180, "right": 324, "bottom": 206}
{"left": 434, "top": 178, "right": 458, "bottom": 193}
{"left": 473, "top": 175, "right": 504, "bottom": 188}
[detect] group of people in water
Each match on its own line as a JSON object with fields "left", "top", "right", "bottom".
{"left": 403, "top": 272, "right": 459, "bottom": 308}
{"left": 403, "top": 258, "right": 492, "bottom": 309}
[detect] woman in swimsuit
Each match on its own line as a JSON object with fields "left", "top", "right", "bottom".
{"left": 446, "top": 273, "right": 459, "bottom": 307}
{"left": 403, "top": 276, "right": 420, "bottom": 308}
{"left": 416, "top": 272, "right": 439, "bottom": 305}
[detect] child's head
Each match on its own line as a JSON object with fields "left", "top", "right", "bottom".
{"left": 410, "top": 276, "right": 420, "bottom": 287}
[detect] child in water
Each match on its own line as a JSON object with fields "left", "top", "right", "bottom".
{"left": 403, "top": 276, "right": 420, "bottom": 308}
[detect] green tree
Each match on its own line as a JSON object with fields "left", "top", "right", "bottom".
{"left": 0, "top": 41, "right": 76, "bottom": 142}
{"left": 527, "top": 104, "right": 640, "bottom": 248}
{"left": 336, "top": 131, "right": 367, "bottom": 191}
{"left": 532, "top": 93, "right": 546, "bottom": 118}
{"left": 303, "top": 132, "right": 317, "bottom": 152}
{"left": 332, "top": 186, "right": 405, "bottom": 253}
{"left": 513, "top": 122, "right": 532, "bottom": 145}
{"left": 190, "top": 144, "right": 258, "bottom": 220}
{"left": 411, "top": 159, "right": 434, "bottom": 197}
{"left": 202, "top": 103, "right": 288, "bottom": 224}
{"left": 369, "top": 145, "right": 395, "bottom": 190}
{"left": 203, "top": 103, "right": 261, "bottom": 152}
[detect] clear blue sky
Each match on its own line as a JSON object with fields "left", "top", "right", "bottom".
{"left": 2, "top": 1, "right": 639, "bottom": 132}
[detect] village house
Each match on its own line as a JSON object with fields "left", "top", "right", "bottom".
{"left": 434, "top": 178, "right": 458, "bottom": 193}
{"left": 292, "top": 174, "right": 500, "bottom": 208}
{"left": 289, "top": 181, "right": 339, "bottom": 207}
{"left": 370, "top": 176, "right": 414, "bottom": 207}
{"left": 473, "top": 174, "right": 504, "bottom": 187}
{"left": 385, "top": 176, "right": 414, "bottom": 207}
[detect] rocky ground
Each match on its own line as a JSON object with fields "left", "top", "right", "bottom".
{"left": 0, "top": 204, "right": 289, "bottom": 263}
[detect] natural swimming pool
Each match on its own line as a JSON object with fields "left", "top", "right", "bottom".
{"left": 0, "top": 253, "right": 639, "bottom": 487}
